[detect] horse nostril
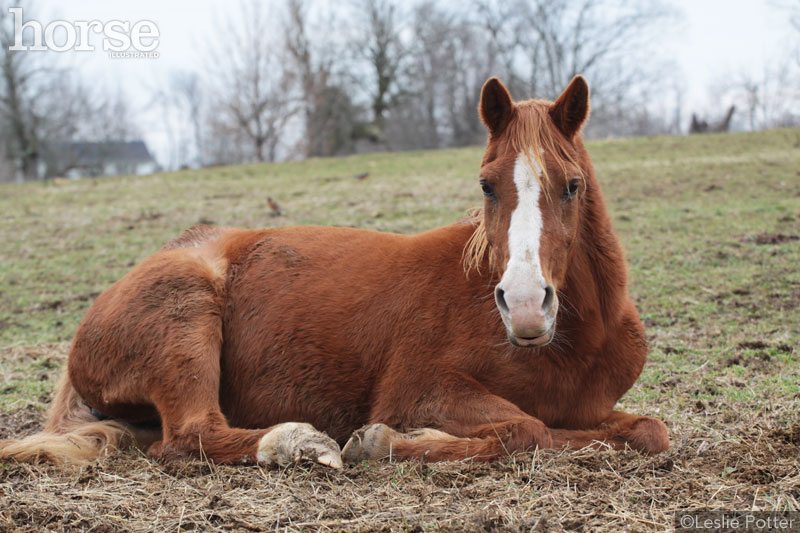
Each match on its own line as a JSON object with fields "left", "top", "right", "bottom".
{"left": 542, "top": 285, "right": 555, "bottom": 314}
{"left": 494, "top": 287, "right": 509, "bottom": 315}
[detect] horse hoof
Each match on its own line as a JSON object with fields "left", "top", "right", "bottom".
{"left": 257, "top": 422, "right": 342, "bottom": 469}
{"left": 342, "top": 423, "right": 399, "bottom": 462}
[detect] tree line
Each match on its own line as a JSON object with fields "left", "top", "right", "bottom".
{"left": 160, "top": 0, "right": 685, "bottom": 168}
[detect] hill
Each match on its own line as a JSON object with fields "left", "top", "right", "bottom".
{"left": 1, "top": 129, "right": 798, "bottom": 531}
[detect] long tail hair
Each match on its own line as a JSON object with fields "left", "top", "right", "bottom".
{"left": 0, "top": 373, "right": 143, "bottom": 464}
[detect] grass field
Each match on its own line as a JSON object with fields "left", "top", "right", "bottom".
{"left": 0, "top": 128, "right": 799, "bottom": 531}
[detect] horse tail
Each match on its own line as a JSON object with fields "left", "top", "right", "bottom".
{"left": 0, "top": 373, "right": 136, "bottom": 464}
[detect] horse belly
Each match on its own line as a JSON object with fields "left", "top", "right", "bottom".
{"left": 217, "top": 238, "right": 387, "bottom": 442}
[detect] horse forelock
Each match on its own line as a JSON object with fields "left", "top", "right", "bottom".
{"left": 507, "top": 101, "right": 585, "bottom": 189}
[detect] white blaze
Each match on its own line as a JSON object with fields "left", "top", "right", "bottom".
{"left": 498, "top": 152, "right": 547, "bottom": 303}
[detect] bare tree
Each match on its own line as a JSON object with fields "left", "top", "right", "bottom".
{"left": 741, "top": 76, "right": 761, "bottom": 131}
{"left": 0, "top": 0, "right": 46, "bottom": 180}
{"left": 440, "top": 16, "right": 492, "bottom": 146}
{"left": 380, "top": 3, "right": 489, "bottom": 150}
{"left": 284, "top": 0, "right": 338, "bottom": 157}
{"left": 743, "top": 62, "right": 799, "bottom": 129}
{"left": 204, "top": 1, "right": 298, "bottom": 164}
{"left": 351, "top": 0, "right": 405, "bottom": 136}
{"left": 392, "top": 2, "right": 451, "bottom": 149}
{"left": 153, "top": 71, "right": 205, "bottom": 168}
{"left": 522, "top": 0, "right": 674, "bottom": 96}
{"left": 471, "top": 0, "right": 528, "bottom": 97}
{"left": 468, "top": 0, "right": 681, "bottom": 137}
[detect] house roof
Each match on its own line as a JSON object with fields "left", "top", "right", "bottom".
{"left": 57, "top": 141, "right": 155, "bottom": 165}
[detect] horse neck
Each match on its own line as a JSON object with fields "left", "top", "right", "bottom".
{"left": 561, "top": 170, "right": 630, "bottom": 330}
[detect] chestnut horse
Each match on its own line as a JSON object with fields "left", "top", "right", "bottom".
{"left": 0, "top": 76, "right": 668, "bottom": 467}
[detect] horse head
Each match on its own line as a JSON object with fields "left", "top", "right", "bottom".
{"left": 474, "top": 76, "right": 591, "bottom": 348}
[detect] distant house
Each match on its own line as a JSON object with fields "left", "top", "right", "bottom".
{"left": 44, "top": 141, "right": 160, "bottom": 178}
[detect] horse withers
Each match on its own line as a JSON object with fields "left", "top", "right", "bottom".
{"left": 0, "top": 76, "right": 668, "bottom": 467}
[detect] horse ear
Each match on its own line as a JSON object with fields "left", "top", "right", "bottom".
{"left": 549, "top": 75, "right": 590, "bottom": 140}
{"left": 480, "top": 77, "right": 514, "bottom": 136}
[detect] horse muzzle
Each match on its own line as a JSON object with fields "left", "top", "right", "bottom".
{"left": 507, "top": 325, "right": 555, "bottom": 347}
{"left": 494, "top": 285, "right": 558, "bottom": 348}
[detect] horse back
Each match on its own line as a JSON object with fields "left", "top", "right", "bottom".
{"left": 161, "top": 224, "right": 227, "bottom": 251}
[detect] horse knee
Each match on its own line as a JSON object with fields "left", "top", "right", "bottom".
{"left": 478, "top": 417, "right": 553, "bottom": 451}
{"left": 623, "top": 417, "right": 669, "bottom": 454}
{"left": 511, "top": 418, "right": 553, "bottom": 450}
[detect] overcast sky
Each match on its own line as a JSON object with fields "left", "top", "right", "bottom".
{"left": 15, "top": 0, "right": 800, "bottom": 166}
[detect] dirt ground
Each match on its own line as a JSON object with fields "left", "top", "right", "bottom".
{"left": 1, "top": 344, "right": 798, "bottom": 532}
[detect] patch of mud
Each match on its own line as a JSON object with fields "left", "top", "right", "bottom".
{"left": 30, "top": 292, "right": 100, "bottom": 312}
{"left": 719, "top": 352, "right": 772, "bottom": 371}
{"left": 751, "top": 233, "right": 800, "bottom": 245}
{"left": 769, "top": 424, "right": 800, "bottom": 446}
{"left": 0, "top": 405, "right": 44, "bottom": 439}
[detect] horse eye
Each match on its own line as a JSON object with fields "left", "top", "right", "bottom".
{"left": 480, "top": 179, "right": 495, "bottom": 198}
{"left": 563, "top": 178, "right": 580, "bottom": 199}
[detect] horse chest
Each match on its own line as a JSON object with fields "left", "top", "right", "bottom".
{"left": 484, "top": 359, "right": 611, "bottom": 429}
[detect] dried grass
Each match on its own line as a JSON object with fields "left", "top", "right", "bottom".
{"left": 0, "top": 345, "right": 798, "bottom": 532}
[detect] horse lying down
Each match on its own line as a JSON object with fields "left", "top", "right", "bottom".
{"left": 0, "top": 76, "right": 668, "bottom": 468}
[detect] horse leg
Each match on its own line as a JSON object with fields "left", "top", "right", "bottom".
{"left": 343, "top": 375, "right": 667, "bottom": 462}
{"left": 67, "top": 248, "right": 340, "bottom": 468}
{"left": 145, "top": 359, "right": 342, "bottom": 467}
{"left": 342, "top": 417, "right": 552, "bottom": 463}
{"left": 343, "top": 413, "right": 667, "bottom": 463}
{"left": 583, "top": 410, "right": 670, "bottom": 453}
{"left": 343, "top": 377, "right": 553, "bottom": 462}
{"left": 143, "top": 313, "right": 341, "bottom": 467}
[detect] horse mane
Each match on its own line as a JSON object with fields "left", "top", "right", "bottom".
{"left": 462, "top": 208, "right": 492, "bottom": 275}
{"left": 462, "top": 101, "right": 585, "bottom": 275}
